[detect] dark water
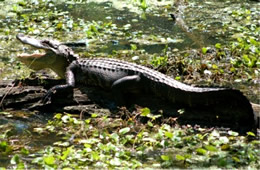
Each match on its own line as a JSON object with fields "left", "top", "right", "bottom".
{"left": 57, "top": 1, "right": 219, "bottom": 53}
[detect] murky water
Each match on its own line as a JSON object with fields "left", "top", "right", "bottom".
{"left": 0, "top": 111, "right": 58, "bottom": 166}
{"left": 57, "top": 1, "right": 214, "bottom": 52}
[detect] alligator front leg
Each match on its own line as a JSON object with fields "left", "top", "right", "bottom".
{"left": 111, "top": 75, "right": 142, "bottom": 106}
{"left": 42, "top": 65, "right": 76, "bottom": 104}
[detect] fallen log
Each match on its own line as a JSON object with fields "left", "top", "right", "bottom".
{"left": 0, "top": 78, "right": 258, "bottom": 132}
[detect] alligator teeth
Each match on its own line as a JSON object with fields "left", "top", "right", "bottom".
{"left": 17, "top": 52, "right": 46, "bottom": 58}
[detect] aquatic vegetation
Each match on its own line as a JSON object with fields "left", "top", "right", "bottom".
{"left": 0, "top": 0, "right": 259, "bottom": 168}
{"left": 1, "top": 112, "right": 259, "bottom": 169}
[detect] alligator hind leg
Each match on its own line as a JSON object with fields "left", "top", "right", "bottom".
{"left": 111, "top": 75, "right": 143, "bottom": 106}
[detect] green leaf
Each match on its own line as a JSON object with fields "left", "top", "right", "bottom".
{"left": 21, "top": 148, "right": 29, "bottom": 155}
{"left": 140, "top": 108, "right": 151, "bottom": 116}
{"left": 0, "top": 141, "right": 12, "bottom": 154}
{"left": 247, "top": 131, "right": 255, "bottom": 137}
{"left": 184, "top": 154, "right": 192, "bottom": 159}
{"left": 147, "top": 121, "right": 153, "bottom": 127}
{"left": 61, "top": 147, "right": 72, "bottom": 160}
{"left": 165, "top": 131, "right": 173, "bottom": 139}
{"left": 0, "top": 141, "right": 7, "bottom": 151}
{"left": 204, "top": 145, "right": 218, "bottom": 152}
{"left": 90, "top": 25, "right": 98, "bottom": 33}
{"left": 249, "top": 38, "right": 257, "bottom": 45}
{"left": 54, "top": 113, "right": 62, "bottom": 120}
{"left": 17, "top": 162, "right": 25, "bottom": 169}
{"left": 221, "top": 144, "right": 230, "bottom": 151}
{"left": 119, "top": 127, "right": 130, "bottom": 135}
{"left": 44, "top": 156, "right": 55, "bottom": 166}
{"left": 196, "top": 148, "right": 207, "bottom": 155}
{"left": 91, "top": 113, "right": 98, "bottom": 118}
{"left": 202, "top": 47, "right": 208, "bottom": 54}
{"left": 85, "top": 118, "right": 91, "bottom": 124}
{"left": 161, "top": 155, "right": 170, "bottom": 161}
{"left": 10, "top": 154, "right": 20, "bottom": 165}
{"left": 91, "top": 152, "right": 100, "bottom": 161}
{"left": 215, "top": 43, "right": 222, "bottom": 49}
{"left": 232, "top": 156, "right": 240, "bottom": 162}
{"left": 130, "top": 44, "right": 137, "bottom": 51}
{"left": 212, "top": 64, "right": 218, "bottom": 69}
{"left": 175, "top": 76, "right": 181, "bottom": 80}
{"left": 175, "top": 154, "right": 185, "bottom": 161}
{"left": 56, "top": 22, "right": 63, "bottom": 30}
{"left": 110, "top": 133, "right": 119, "bottom": 143}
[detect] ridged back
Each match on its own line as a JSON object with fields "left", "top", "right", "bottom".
{"left": 77, "top": 58, "right": 223, "bottom": 93}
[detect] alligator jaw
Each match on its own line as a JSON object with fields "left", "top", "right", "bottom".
{"left": 16, "top": 34, "right": 71, "bottom": 78}
{"left": 17, "top": 52, "right": 55, "bottom": 71}
{"left": 16, "top": 33, "right": 61, "bottom": 50}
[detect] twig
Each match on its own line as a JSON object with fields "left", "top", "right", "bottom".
{"left": 0, "top": 82, "right": 16, "bottom": 110}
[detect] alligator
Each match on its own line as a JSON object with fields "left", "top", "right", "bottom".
{"left": 16, "top": 33, "right": 256, "bottom": 127}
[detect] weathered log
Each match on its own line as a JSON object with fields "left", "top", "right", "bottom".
{"left": 0, "top": 78, "right": 258, "bottom": 132}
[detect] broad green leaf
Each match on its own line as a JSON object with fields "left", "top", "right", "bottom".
{"left": 0, "top": 141, "right": 7, "bottom": 151}
{"left": 61, "top": 147, "right": 72, "bottom": 160}
{"left": 247, "top": 131, "right": 255, "bottom": 137}
{"left": 161, "top": 155, "right": 170, "bottom": 161}
{"left": 44, "top": 156, "right": 55, "bottom": 165}
{"left": 130, "top": 44, "right": 137, "bottom": 50}
{"left": 10, "top": 154, "right": 20, "bottom": 165}
{"left": 147, "top": 121, "right": 153, "bottom": 127}
{"left": 165, "top": 131, "right": 173, "bottom": 139}
{"left": 176, "top": 154, "right": 185, "bottom": 161}
{"left": 85, "top": 118, "right": 91, "bottom": 124}
{"left": 232, "top": 156, "right": 240, "bottom": 162}
{"left": 175, "top": 76, "right": 181, "bottom": 80}
{"left": 215, "top": 43, "right": 222, "bottom": 49}
{"left": 204, "top": 145, "right": 218, "bottom": 152}
{"left": 140, "top": 108, "right": 150, "bottom": 116}
{"left": 56, "top": 22, "right": 63, "bottom": 29}
{"left": 21, "top": 148, "right": 29, "bottom": 155}
{"left": 91, "top": 113, "right": 98, "bottom": 118}
{"left": 54, "top": 113, "right": 62, "bottom": 119}
{"left": 184, "top": 154, "right": 192, "bottom": 159}
{"left": 202, "top": 47, "right": 208, "bottom": 54}
{"left": 196, "top": 148, "right": 207, "bottom": 155}
{"left": 221, "top": 144, "right": 230, "bottom": 151}
{"left": 91, "top": 152, "right": 100, "bottom": 161}
{"left": 212, "top": 64, "right": 218, "bottom": 69}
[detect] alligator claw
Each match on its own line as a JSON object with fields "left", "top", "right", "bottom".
{"left": 41, "top": 89, "right": 55, "bottom": 104}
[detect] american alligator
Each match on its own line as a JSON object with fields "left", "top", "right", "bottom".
{"left": 16, "top": 34, "right": 255, "bottom": 126}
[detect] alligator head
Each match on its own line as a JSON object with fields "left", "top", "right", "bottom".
{"left": 16, "top": 33, "right": 78, "bottom": 78}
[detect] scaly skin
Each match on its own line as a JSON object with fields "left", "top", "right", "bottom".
{"left": 16, "top": 34, "right": 255, "bottom": 127}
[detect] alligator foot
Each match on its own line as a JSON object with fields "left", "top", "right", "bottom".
{"left": 41, "top": 89, "right": 54, "bottom": 104}
{"left": 41, "top": 85, "right": 74, "bottom": 104}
